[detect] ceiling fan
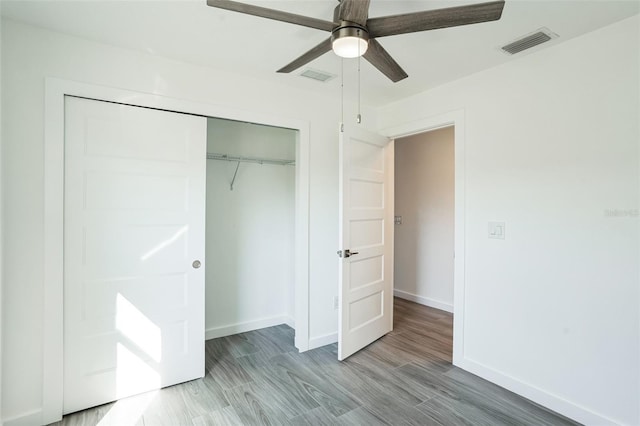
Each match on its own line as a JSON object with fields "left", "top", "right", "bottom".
{"left": 207, "top": 0, "right": 505, "bottom": 82}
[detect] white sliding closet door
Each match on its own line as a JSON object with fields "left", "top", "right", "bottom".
{"left": 63, "top": 96, "right": 207, "bottom": 414}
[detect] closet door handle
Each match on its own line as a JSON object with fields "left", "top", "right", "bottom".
{"left": 192, "top": 260, "right": 201, "bottom": 269}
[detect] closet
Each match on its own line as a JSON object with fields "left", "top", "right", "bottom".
{"left": 205, "top": 117, "right": 297, "bottom": 339}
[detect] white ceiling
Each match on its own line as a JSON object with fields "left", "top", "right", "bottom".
{"left": 1, "top": 0, "right": 638, "bottom": 106}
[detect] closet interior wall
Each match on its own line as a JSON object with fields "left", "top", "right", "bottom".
{"left": 205, "top": 117, "right": 296, "bottom": 339}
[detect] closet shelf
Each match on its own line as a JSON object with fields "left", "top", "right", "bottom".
{"left": 207, "top": 153, "right": 295, "bottom": 166}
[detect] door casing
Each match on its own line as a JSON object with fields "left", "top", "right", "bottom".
{"left": 42, "top": 78, "right": 311, "bottom": 424}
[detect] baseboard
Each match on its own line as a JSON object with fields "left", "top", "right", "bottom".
{"left": 393, "top": 289, "right": 454, "bottom": 313}
{"left": 205, "top": 315, "right": 291, "bottom": 340}
{"left": 2, "top": 408, "right": 44, "bottom": 426}
{"left": 456, "top": 357, "right": 618, "bottom": 426}
{"left": 308, "top": 332, "right": 337, "bottom": 350}
{"left": 283, "top": 316, "right": 295, "bottom": 329}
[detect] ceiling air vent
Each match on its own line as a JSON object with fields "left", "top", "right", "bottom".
{"left": 501, "top": 28, "right": 558, "bottom": 55}
{"left": 299, "top": 68, "right": 336, "bottom": 83}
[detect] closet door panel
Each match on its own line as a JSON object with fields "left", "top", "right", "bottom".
{"left": 64, "top": 96, "right": 206, "bottom": 414}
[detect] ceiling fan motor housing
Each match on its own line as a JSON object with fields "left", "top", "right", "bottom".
{"left": 331, "top": 22, "right": 370, "bottom": 58}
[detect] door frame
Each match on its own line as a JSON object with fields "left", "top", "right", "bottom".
{"left": 379, "top": 110, "right": 465, "bottom": 366}
{"left": 42, "top": 78, "right": 311, "bottom": 424}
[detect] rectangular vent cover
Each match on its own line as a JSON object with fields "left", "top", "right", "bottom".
{"left": 300, "top": 68, "right": 336, "bottom": 83}
{"left": 501, "top": 28, "right": 558, "bottom": 55}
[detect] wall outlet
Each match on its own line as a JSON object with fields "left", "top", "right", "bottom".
{"left": 394, "top": 215, "right": 402, "bottom": 225}
{"left": 333, "top": 296, "right": 339, "bottom": 310}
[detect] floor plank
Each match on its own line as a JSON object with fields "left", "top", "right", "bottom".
{"left": 50, "top": 297, "right": 579, "bottom": 426}
{"left": 192, "top": 406, "right": 243, "bottom": 426}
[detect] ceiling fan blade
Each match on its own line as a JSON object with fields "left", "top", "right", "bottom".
{"left": 334, "top": 0, "right": 370, "bottom": 26}
{"left": 363, "top": 39, "right": 408, "bottom": 83}
{"left": 207, "top": 0, "right": 335, "bottom": 32}
{"left": 367, "top": 0, "right": 505, "bottom": 38}
{"left": 277, "top": 38, "right": 333, "bottom": 73}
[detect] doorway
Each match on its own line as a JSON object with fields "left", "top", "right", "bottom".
{"left": 42, "top": 79, "right": 311, "bottom": 424}
{"left": 336, "top": 119, "right": 464, "bottom": 362}
{"left": 205, "top": 117, "right": 297, "bottom": 338}
{"left": 394, "top": 126, "right": 455, "bottom": 314}
{"left": 62, "top": 98, "right": 301, "bottom": 415}
{"left": 381, "top": 109, "right": 466, "bottom": 365}
{"left": 392, "top": 126, "right": 455, "bottom": 362}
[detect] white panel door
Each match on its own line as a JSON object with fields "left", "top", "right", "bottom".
{"left": 63, "top": 96, "right": 207, "bottom": 414}
{"left": 338, "top": 125, "right": 393, "bottom": 360}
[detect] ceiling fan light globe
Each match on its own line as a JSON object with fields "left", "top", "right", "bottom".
{"left": 332, "top": 37, "right": 369, "bottom": 58}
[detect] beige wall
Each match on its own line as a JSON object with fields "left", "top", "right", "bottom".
{"left": 394, "top": 126, "right": 454, "bottom": 312}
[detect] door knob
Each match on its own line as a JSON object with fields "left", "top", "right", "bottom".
{"left": 345, "top": 249, "right": 359, "bottom": 258}
{"left": 192, "top": 260, "right": 201, "bottom": 269}
{"left": 337, "top": 249, "right": 359, "bottom": 258}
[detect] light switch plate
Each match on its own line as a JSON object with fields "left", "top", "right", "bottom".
{"left": 488, "top": 221, "right": 505, "bottom": 239}
{"left": 394, "top": 216, "right": 402, "bottom": 225}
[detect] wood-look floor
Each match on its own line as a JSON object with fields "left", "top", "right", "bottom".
{"left": 51, "top": 298, "right": 578, "bottom": 425}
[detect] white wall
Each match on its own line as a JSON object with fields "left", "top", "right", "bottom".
{"left": 394, "top": 127, "right": 454, "bottom": 312}
{"left": 379, "top": 15, "right": 639, "bottom": 425}
{"left": 205, "top": 117, "right": 295, "bottom": 337}
{"left": 0, "top": 19, "right": 376, "bottom": 423}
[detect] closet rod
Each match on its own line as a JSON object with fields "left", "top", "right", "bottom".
{"left": 207, "top": 153, "right": 295, "bottom": 166}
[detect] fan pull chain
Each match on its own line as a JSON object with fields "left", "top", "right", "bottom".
{"left": 357, "top": 29, "right": 362, "bottom": 124}
{"left": 340, "top": 58, "right": 344, "bottom": 133}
